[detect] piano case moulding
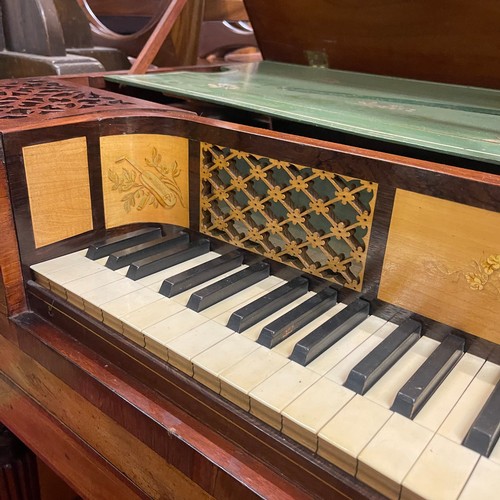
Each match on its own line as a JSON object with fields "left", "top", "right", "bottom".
{"left": 0, "top": 76, "right": 500, "bottom": 499}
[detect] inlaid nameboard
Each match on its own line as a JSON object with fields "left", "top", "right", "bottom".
{"left": 100, "top": 134, "right": 189, "bottom": 229}
{"left": 199, "top": 142, "right": 378, "bottom": 291}
{"left": 23, "top": 137, "right": 93, "bottom": 248}
{"left": 379, "top": 189, "right": 500, "bottom": 343}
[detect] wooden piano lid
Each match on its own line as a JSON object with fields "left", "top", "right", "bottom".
{"left": 242, "top": 0, "right": 500, "bottom": 90}
{"left": 106, "top": 61, "right": 500, "bottom": 166}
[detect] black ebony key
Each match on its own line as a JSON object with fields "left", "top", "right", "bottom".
{"left": 257, "top": 287, "right": 338, "bottom": 348}
{"left": 127, "top": 239, "right": 210, "bottom": 280}
{"left": 463, "top": 380, "right": 500, "bottom": 457}
{"left": 105, "top": 233, "right": 188, "bottom": 270}
{"left": 344, "top": 319, "right": 422, "bottom": 395}
{"left": 290, "top": 299, "right": 370, "bottom": 366}
{"left": 227, "top": 276, "right": 309, "bottom": 333}
{"left": 159, "top": 250, "right": 243, "bottom": 297}
{"left": 390, "top": 334, "right": 465, "bottom": 419}
{"left": 187, "top": 262, "right": 270, "bottom": 312}
{"left": 86, "top": 227, "right": 162, "bottom": 260}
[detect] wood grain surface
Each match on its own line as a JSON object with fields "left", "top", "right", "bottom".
{"left": 244, "top": 0, "right": 500, "bottom": 89}
{"left": 0, "top": 376, "right": 147, "bottom": 500}
{"left": 0, "top": 338, "right": 217, "bottom": 499}
{"left": 379, "top": 190, "right": 500, "bottom": 343}
{"left": 0, "top": 159, "right": 26, "bottom": 315}
{"left": 101, "top": 134, "right": 190, "bottom": 228}
{"left": 23, "top": 137, "right": 93, "bottom": 248}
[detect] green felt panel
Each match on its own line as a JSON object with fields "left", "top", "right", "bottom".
{"left": 107, "top": 61, "right": 500, "bottom": 165}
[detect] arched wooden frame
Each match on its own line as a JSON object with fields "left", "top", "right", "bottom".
{"left": 76, "top": 0, "right": 205, "bottom": 67}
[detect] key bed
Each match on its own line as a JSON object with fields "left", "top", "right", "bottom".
{"left": 30, "top": 228, "right": 500, "bottom": 500}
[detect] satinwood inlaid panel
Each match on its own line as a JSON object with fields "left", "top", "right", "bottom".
{"left": 101, "top": 134, "right": 189, "bottom": 229}
{"left": 23, "top": 137, "right": 93, "bottom": 248}
{"left": 379, "top": 189, "right": 500, "bottom": 343}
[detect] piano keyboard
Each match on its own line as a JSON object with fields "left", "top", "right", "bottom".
{"left": 30, "top": 228, "right": 500, "bottom": 500}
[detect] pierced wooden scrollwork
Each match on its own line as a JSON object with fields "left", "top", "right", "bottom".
{"left": 200, "top": 143, "right": 378, "bottom": 291}
{"left": 0, "top": 79, "right": 134, "bottom": 120}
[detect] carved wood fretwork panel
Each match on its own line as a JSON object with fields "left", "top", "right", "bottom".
{"left": 0, "top": 79, "right": 134, "bottom": 120}
{"left": 200, "top": 143, "right": 378, "bottom": 291}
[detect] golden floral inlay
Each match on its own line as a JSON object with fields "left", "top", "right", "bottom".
{"left": 425, "top": 253, "right": 500, "bottom": 297}
{"left": 108, "top": 147, "right": 184, "bottom": 213}
{"left": 465, "top": 254, "right": 500, "bottom": 292}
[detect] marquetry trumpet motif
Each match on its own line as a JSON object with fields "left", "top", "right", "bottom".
{"left": 199, "top": 143, "right": 378, "bottom": 290}
{"left": 108, "top": 148, "right": 185, "bottom": 213}
{"left": 100, "top": 134, "right": 189, "bottom": 229}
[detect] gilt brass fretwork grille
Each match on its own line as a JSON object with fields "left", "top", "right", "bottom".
{"left": 199, "top": 143, "right": 378, "bottom": 291}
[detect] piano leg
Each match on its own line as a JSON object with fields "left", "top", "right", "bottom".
{"left": 0, "top": 424, "right": 40, "bottom": 500}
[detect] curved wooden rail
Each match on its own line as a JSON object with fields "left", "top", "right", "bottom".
{"left": 77, "top": 0, "right": 204, "bottom": 67}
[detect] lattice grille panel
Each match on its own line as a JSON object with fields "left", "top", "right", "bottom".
{"left": 199, "top": 143, "right": 378, "bottom": 291}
